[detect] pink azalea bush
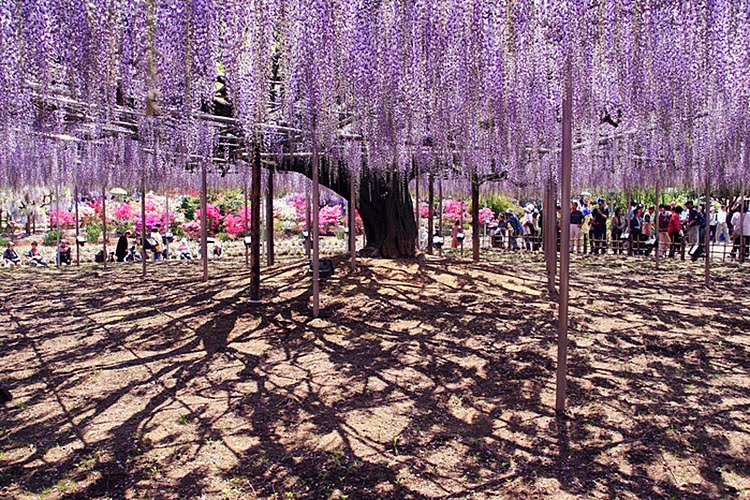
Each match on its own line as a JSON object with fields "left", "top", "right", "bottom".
{"left": 444, "top": 199, "right": 467, "bottom": 223}
{"left": 48, "top": 209, "right": 76, "bottom": 228}
{"left": 319, "top": 205, "right": 343, "bottom": 233}
{"left": 223, "top": 206, "right": 249, "bottom": 236}
{"left": 478, "top": 207, "right": 495, "bottom": 224}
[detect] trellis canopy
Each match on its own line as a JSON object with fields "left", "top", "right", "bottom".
{"left": 0, "top": 0, "right": 748, "bottom": 192}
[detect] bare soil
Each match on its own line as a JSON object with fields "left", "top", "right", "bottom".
{"left": 1, "top": 252, "right": 749, "bottom": 499}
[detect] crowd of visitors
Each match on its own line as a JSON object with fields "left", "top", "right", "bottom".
{"left": 489, "top": 198, "right": 750, "bottom": 262}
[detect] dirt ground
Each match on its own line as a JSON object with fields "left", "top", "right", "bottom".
{"left": 1, "top": 251, "right": 749, "bottom": 499}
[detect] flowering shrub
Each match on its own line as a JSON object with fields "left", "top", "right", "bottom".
{"left": 444, "top": 199, "right": 467, "bottom": 223}
{"left": 478, "top": 207, "right": 495, "bottom": 224}
{"left": 195, "top": 204, "right": 223, "bottom": 233}
{"left": 48, "top": 209, "right": 76, "bottom": 228}
{"left": 180, "top": 220, "right": 202, "bottom": 240}
{"left": 223, "top": 206, "right": 249, "bottom": 236}
{"left": 416, "top": 202, "right": 429, "bottom": 218}
{"left": 319, "top": 205, "right": 343, "bottom": 233}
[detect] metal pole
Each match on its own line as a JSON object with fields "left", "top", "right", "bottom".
{"left": 556, "top": 56, "right": 573, "bottom": 414}
{"left": 266, "top": 167, "right": 274, "bottom": 266}
{"left": 200, "top": 161, "right": 208, "bottom": 282}
{"left": 250, "top": 142, "right": 262, "bottom": 301}
{"left": 312, "top": 137, "right": 321, "bottom": 317}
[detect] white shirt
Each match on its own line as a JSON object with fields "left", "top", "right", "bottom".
{"left": 717, "top": 209, "right": 727, "bottom": 224}
{"left": 744, "top": 211, "right": 750, "bottom": 235}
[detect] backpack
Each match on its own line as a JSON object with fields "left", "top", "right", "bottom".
{"left": 696, "top": 211, "right": 706, "bottom": 228}
{"left": 658, "top": 212, "right": 671, "bottom": 231}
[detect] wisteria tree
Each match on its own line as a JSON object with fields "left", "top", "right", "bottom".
{"left": 0, "top": 1, "right": 748, "bottom": 258}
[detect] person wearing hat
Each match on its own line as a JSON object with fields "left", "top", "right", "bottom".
{"left": 2, "top": 241, "right": 21, "bottom": 267}
{"left": 590, "top": 198, "right": 609, "bottom": 255}
{"left": 522, "top": 204, "right": 536, "bottom": 251}
{"left": 506, "top": 209, "right": 523, "bottom": 250}
{"left": 570, "top": 201, "right": 584, "bottom": 253}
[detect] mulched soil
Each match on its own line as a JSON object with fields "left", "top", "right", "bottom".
{"left": 1, "top": 251, "right": 749, "bottom": 499}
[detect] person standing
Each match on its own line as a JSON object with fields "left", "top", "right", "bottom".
{"left": 450, "top": 220, "right": 463, "bottom": 249}
{"left": 148, "top": 227, "right": 164, "bottom": 261}
{"left": 590, "top": 198, "right": 609, "bottom": 255}
{"left": 684, "top": 200, "right": 700, "bottom": 246}
{"left": 506, "top": 209, "right": 523, "bottom": 250}
{"left": 522, "top": 205, "right": 536, "bottom": 252}
{"left": 569, "top": 201, "right": 584, "bottom": 253}
{"left": 715, "top": 205, "right": 729, "bottom": 244}
{"left": 668, "top": 206, "right": 684, "bottom": 259}
{"left": 657, "top": 204, "right": 672, "bottom": 257}
{"left": 115, "top": 231, "right": 131, "bottom": 262}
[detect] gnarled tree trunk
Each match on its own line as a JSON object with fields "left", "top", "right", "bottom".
{"left": 278, "top": 156, "right": 417, "bottom": 258}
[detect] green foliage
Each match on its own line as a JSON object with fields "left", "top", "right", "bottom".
{"left": 0, "top": 236, "right": 8, "bottom": 248}
{"left": 114, "top": 220, "right": 134, "bottom": 234}
{"left": 209, "top": 189, "right": 244, "bottom": 215}
{"left": 43, "top": 230, "right": 60, "bottom": 246}
{"left": 86, "top": 223, "right": 102, "bottom": 243}
{"left": 181, "top": 195, "right": 200, "bottom": 221}
{"left": 217, "top": 231, "right": 230, "bottom": 242}
{"left": 479, "top": 194, "right": 515, "bottom": 217}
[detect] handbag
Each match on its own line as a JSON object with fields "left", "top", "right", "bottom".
{"left": 620, "top": 232, "right": 630, "bottom": 240}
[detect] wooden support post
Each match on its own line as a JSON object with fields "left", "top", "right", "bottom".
{"left": 200, "top": 161, "right": 208, "bottom": 282}
{"left": 415, "top": 157, "right": 420, "bottom": 251}
{"left": 305, "top": 181, "right": 311, "bottom": 259}
{"left": 471, "top": 168, "right": 480, "bottom": 262}
{"left": 164, "top": 191, "right": 169, "bottom": 260}
{"left": 438, "top": 176, "right": 443, "bottom": 256}
{"left": 704, "top": 169, "right": 711, "bottom": 287}
{"left": 102, "top": 186, "right": 108, "bottom": 270}
{"left": 141, "top": 169, "right": 147, "bottom": 278}
{"left": 266, "top": 167, "right": 274, "bottom": 266}
{"left": 427, "top": 170, "right": 434, "bottom": 255}
{"left": 655, "top": 183, "right": 660, "bottom": 269}
{"left": 546, "top": 182, "right": 556, "bottom": 295}
{"left": 349, "top": 167, "right": 356, "bottom": 271}
{"left": 55, "top": 151, "right": 61, "bottom": 268}
{"left": 244, "top": 178, "right": 249, "bottom": 268}
{"left": 75, "top": 186, "right": 80, "bottom": 266}
{"left": 556, "top": 56, "right": 573, "bottom": 414}
{"left": 311, "top": 138, "right": 321, "bottom": 317}
{"left": 250, "top": 142, "right": 262, "bottom": 301}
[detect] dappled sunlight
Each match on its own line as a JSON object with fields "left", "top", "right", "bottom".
{"left": 1, "top": 255, "right": 749, "bottom": 498}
